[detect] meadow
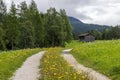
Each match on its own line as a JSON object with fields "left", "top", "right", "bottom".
{"left": 0, "top": 40, "right": 120, "bottom": 80}
{"left": 0, "top": 48, "right": 41, "bottom": 80}
{"left": 66, "top": 40, "right": 120, "bottom": 80}
{"left": 39, "top": 47, "right": 87, "bottom": 80}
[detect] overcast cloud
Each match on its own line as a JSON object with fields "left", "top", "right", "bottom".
{"left": 4, "top": 0, "right": 120, "bottom": 26}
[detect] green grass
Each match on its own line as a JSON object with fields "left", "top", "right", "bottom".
{"left": 39, "top": 47, "right": 87, "bottom": 80}
{"left": 66, "top": 40, "right": 120, "bottom": 80}
{"left": 0, "top": 48, "right": 41, "bottom": 80}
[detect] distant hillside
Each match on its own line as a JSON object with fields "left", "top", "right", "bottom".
{"left": 68, "top": 16, "right": 110, "bottom": 34}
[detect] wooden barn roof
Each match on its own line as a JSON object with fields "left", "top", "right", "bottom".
{"left": 79, "top": 33, "right": 90, "bottom": 37}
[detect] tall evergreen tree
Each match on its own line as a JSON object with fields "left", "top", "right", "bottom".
{"left": 109, "top": 26, "right": 120, "bottom": 39}
{"left": 18, "top": 1, "right": 28, "bottom": 23}
{"left": 0, "top": 1, "right": 73, "bottom": 50}
{"left": 18, "top": 1, "right": 35, "bottom": 48}
{"left": 0, "top": 22, "right": 6, "bottom": 50}
{"left": 0, "top": 0, "right": 7, "bottom": 26}
{"left": 60, "top": 9, "right": 73, "bottom": 42}
{"left": 6, "top": 2, "right": 19, "bottom": 50}
{"left": 0, "top": 0, "right": 6, "bottom": 50}
{"left": 19, "top": 21, "right": 35, "bottom": 48}
{"left": 29, "top": 0, "right": 44, "bottom": 47}
{"left": 44, "top": 8, "right": 67, "bottom": 47}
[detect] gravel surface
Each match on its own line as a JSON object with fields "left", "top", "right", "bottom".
{"left": 10, "top": 51, "right": 45, "bottom": 80}
{"left": 62, "top": 49, "right": 111, "bottom": 80}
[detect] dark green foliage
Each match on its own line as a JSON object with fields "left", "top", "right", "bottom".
{"left": 28, "top": 0, "right": 44, "bottom": 47}
{"left": 0, "top": 23, "right": 6, "bottom": 50}
{"left": 18, "top": 1, "right": 35, "bottom": 49}
{"left": 110, "top": 66, "right": 120, "bottom": 75}
{"left": 60, "top": 10, "right": 73, "bottom": 42}
{"left": 18, "top": 1, "right": 28, "bottom": 23}
{"left": 0, "top": 0, "right": 7, "bottom": 26}
{"left": 5, "top": 2, "right": 19, "bottom": 50}
{"left": 44, "top": 8, "right": 73, "bottom": 47}
{"left": 102, "top": 29, "right": 110, "bottom": 39}
{"left": 0, "top": 0, "right": 73, "bottom": 50}
{"left": 44, "top": 8, "right": 64, "bottom": 47}
{"left": 89, "top": 29, "right": 102, "bottom": 40}
{"left": 101, "top": 26, "right": 120, "bottom": 40}
{"left": 19, "top": 21, "right": 35, "bottom": 48}
{"left": 88, "top": 26, "right": 120, "bottom": 40}
{"left": 109, "top": 26, "right": 120, "bottom": 39}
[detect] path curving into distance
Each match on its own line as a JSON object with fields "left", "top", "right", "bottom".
{"left": 10, "top": 51, "right": 45, "bottom": 80}
{"left": 62, "top": 49, "right": 111, "bottom": 80}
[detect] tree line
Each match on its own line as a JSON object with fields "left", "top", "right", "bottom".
{"left": 0, "top": 0, "right": 73, "bottom": 50}
{"left": 89, "top": 26, "right": 120, "bottom": 40}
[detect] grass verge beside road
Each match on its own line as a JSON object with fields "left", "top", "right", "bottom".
{"left": 0, "top": 48, "right": 41, "bottom": 80}
{"left": 66, "top": 40, "right": 120, "bottom": 80}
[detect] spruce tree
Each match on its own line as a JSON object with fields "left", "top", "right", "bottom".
{"left": 29, "top": 0, "right": 44, "bottom": 47}
{"left": 0, "top": 1, "right": 73, "bottom": 50}
{"left": 18, "top": 1, "right": 35, "bottom": 48}
{"left": 19, "top": 21, "right": 35, "bottom": 48}
{"left": 45, "top": 8, "right": 66, "bottom": 47}
{"left": 18, "top": 1, "right": 28, "bottom": 23}
{"left": 60, "top": 9, "right": 73, "bottom": 42}
{"left": 0, "top": 0, "right": 7, "bottom": 26}
{"left": 0, "top": 22, "right": 6, "bottom": 50}
{"left": 6, "top": 2, "right": 19, "bottom": 50}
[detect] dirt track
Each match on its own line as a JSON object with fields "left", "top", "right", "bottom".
{"left": 62, "top": 49, "right": 111, "bottom": 80}
{"left": 10, "top": 51, "right": 45, "bottom": 80}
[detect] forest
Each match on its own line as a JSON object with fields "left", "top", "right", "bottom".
{"left": 89, "top": 26, "right": 120, "bottom": 40}
{"left": 0, "top": 0, "right": 73, "bottom": 50}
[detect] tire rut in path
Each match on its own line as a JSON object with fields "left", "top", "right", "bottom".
{"left": 62, "top": 49, "right": 111, "bottom": 80}
{"left": 10, "top": 51, "right": 45, "bottom": 80}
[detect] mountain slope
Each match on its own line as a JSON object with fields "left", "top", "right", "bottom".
{"left": 68, "top": 17, "right": 110, "bottom": 34}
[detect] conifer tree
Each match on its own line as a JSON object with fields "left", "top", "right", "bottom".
{"left": 0, "top": 0, "right": 7, "bottom": 26}
{"left": 60, "top": 9, "right": 73, "bottom": 42}
{"left": 6, "top": 2, "right": 19, "bottom": 50}
{"left": 19, "top": 21, "right": 35, "bottom": 48}
{"left": 29, "top": 0, "right": 44, "bottom": 47}
{"left": 18, "top": 1, "right": 35, "bottom": 48}
{"left": 0, "top": 23, "right": 6, "bottom": 50}
{"left": 0, "top": 1, "right": 73, "bottom": 50}
{"left": 18, "top": 1, "right": 28, "bottom": 23}
{"left": 45, "top": 8, "right": 66, "bottom": 47}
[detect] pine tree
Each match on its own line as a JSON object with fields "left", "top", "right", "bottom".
{"left": 29, "top": 0, "right": 44, "bottom": 47}
{"left": 18, "top": 1, "right": 35, "bottom": 48}
{"left": 0, "top": 0, "right": 7, "bottom": 26}
{"left": 0, "top": 1, "right": 73, "bottom": 50}
{"left": 45, "top": 8, "right": 66, "bottom": 47}
{"left": 0, "top": 22, "right": 6, "bottom": 50}
{"left": 19, "top": 21, "right": 35, "bottom": 48}
{"left": 60, "top": 9, "right": 73, "bottom": 42}
{"left": 6, "top": 2, "right": 19, "bottom": 50}
{"left": 18, "top": 1, "right": 28, "bottom": 23}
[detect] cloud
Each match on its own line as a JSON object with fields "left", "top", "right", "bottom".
{"left": 3, "top": 0, "right": 120, "bottom": 26}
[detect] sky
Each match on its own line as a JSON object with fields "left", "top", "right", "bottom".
{"left": 3, "top": 0, "right": 120, "bottom": 26}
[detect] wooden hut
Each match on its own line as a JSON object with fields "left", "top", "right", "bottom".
{"left": 79, "top": 33, "right": 95, "bottom": 42}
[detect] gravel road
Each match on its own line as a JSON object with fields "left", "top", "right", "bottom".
{"left": 62, "top": 49, "right": 111, "bottom": 80}
{"left": 10, "top": 51, "right": 45, "bottom": 80}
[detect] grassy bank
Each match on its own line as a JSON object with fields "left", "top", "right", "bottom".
{"left": 39, "top": 47, "right": 87, "bottom": 80}
{"left": 66, "top": 40, "right": 120, "bottom": 80}
{"left": 0, "top": 48, "right": 41, "bottom": 80}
